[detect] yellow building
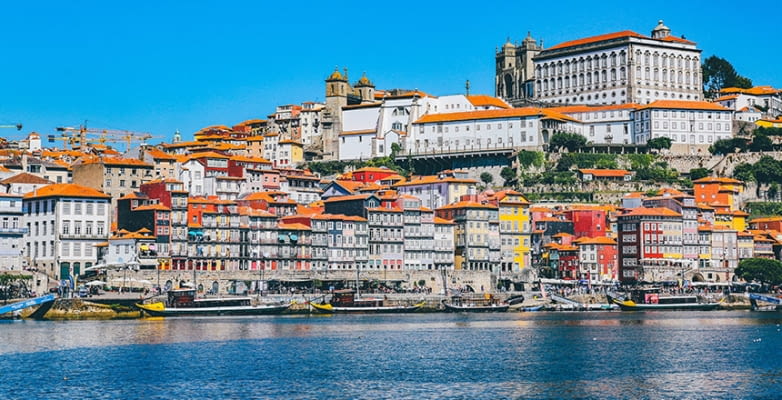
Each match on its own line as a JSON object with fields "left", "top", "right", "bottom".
{"left": 277, "top": 139, "right": 304, "bottom": 167}
{"left": 495, "top": 190, "right": 531, "bottom": 273}
{"left": 435, "top": 200, "right": 499, "bottom": 271}
{"left": 756, "top": 118, "right": 782, "bottom": 128}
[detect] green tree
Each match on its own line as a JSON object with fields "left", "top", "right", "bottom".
{"left": 646, "top": 137, "right": 672, "bottom": 151}
{"left": 702, "top": 55, "right": 753, "bottom": 98}
{"left": 732, "top": 162, "right": 756, "bottom": 182}
{"left": 689, "top": 167, "right": 711, "bottom": 181}
{"left": 734, "top": 258, "right": 782, "bottom": 286}
{"left": 500, "top": 167, "right": 516, "bottom": 186}
{"left": 768, "top": 182, "right": 780, "bottom": 201}
{"left": 753, "top": 156, "right": 782, "bottom": 184}
{"left": 518, "top": 150, "right": 544, "bottom": 168}
{"left": 750, "top": 133, "right": 773, "bottom": 152}
{"left": 480, "top": 172, "right": 494, "bottom": 185}
{"left": 549, "top": 132, "right": 587, "bottom": 152}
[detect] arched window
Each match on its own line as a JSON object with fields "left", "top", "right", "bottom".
{"left": 611, "top": 69, "right": 617, "bottom": 81}
{"left": 653, "top": 68, "right": 659, "bottom": 81}
{"left": 579, "top": 73, "right": 584, "bottom": 86}
{"left": 611, "top": 52, "right": 617, "bottom": 67}
{"left": 586, "top": 73, "right": 592, "bottom": 85}
{"left": 594, "top": 71, "right": 599, "bottom": 83}
{"left": 653, "top": 52, "right": 659, "bottom": 67}
{"left": 645, "top": 67, "right": 650, "bottom": 80}
{"left": 504, "top": 74, "right": 514, "bottom": 98}
{"left": 678, "top": 71, "right": 683, "bottom": 83}
{"left": 662, "top": 69, "right": 668, "bottom": 82}
{"left": 601, "top": 70, "right": 607, "bottom": 82}
{"left": 620, "top": 67, "right": 626, "bottom": 80}
{"left": 564, "top": 76, "right": 570, "bottom": 88}
{"left": 644, "top": 52, "right": 650, "bottom": 65}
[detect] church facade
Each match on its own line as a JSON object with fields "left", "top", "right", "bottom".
{"left": 496, "top": 21, "right": 703, "bottom": 107}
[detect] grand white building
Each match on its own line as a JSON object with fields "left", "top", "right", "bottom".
{"left": 498, "top": 21, "right": 703, "bottom": 106}
{"left": 339, "top": 93, "right": 511, "bottom": 161}
{"left": 632, "top": 100, "right": 732, "bottom": 153}
{"left": 22, "top": 183, "right": 111, "bottom": 280}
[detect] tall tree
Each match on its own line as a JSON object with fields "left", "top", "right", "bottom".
{"left": 647, "top": 137, "right": 672, "bottom": 151}
{"left": 702, "top": 55, "right": 753, "bottom": 98}
{"left": 735, "top": 258, "right": 782, "bottom": 286}
{"left": 549, "top": 132, "right": 587, "bottom": 152}
{"left": 480, "top": 172, "right": 494, "bottom": 186}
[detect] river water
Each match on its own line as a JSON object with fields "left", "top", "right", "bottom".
{"left": 1, "top": 311, "right": 781, "bottom": 399}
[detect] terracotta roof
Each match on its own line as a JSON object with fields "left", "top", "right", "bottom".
{"left": 621, "top": 207, "right": 681, "bottom": 217}
{"left": 732, "top": 210, "right": 749, "bottom": 217}
{"left": 367, "top": 206, "right": 403, "bottom": 213}
{"left": 85, "top": 157, "right": 152, "bottom": 167}
{"left": 278, "top": 223, "right": 311, "bottom": 231}
{"left": 353, "top": 167, "right": 395, "bottom": 174}
{"left": 118, "top": 192, "right": 148, "bottom": 200}
{"left": 434, "top": 217, "right": 455, "bottom": 225}
{"left": 333, "top": 180, "right": 365, "bottom": 192}
{"left": 278, "top": 139, "right": 302, "bottom": 145}
{"left": 133, "top": 204, "right": 171, "bottom": 211}
{"left": 714, "top": 94, "right": 739, "bottom": 102}
{"left": 720, "top": 86, "right": 780, "bottom": 96}
{"left": 658, "top": 35, "right": 695, "bottom": 45}
{"left": 575, "top": 236, "right": 617, "bottom": 245}
{"left": 437, "top": 201, "right": 497, "bottom": 210}
{"left": 413, "top": 107, "right": 578, "bottom": 124}
{"left": 466, "top": 95, "right": 510, "bottom": 109}
{"left": 750, "top": 216, "right": 782, "bottom": 223}
{"left": 23, "top": 183, "right": 110, "bottom": 199}
{"left": 145, "top": 149, "right": 179, "bottom": 160}
{"left": 339, "top": 129, "right": 376, "bottom": 136}
{"left": 547, "top": 30, "right": 646, "bottom": 50}
{"left": 692, "top": 177, "right": 742, "bottom": 184}
{"left": 0, "top": 172, "right": 53, "bottom": 185}
{"left": 640, "top": 100, "right": 729, "bottom": 111}
{"left": 552, "top": 232, "right": 574, "bottom": 238}
{"left": 544, "top": 243, "right": 579, "bottom": 251}
{"left": 579, "top": 168, "right": 631, "bottom": 177}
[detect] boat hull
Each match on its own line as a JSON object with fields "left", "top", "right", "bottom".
{"left": 136, "top": 302, "right": 291, "bottom": 317}
{"left": 443, "top": 303, "right": 510, "bottom": 313}
{"left": 607, "top": 294, "right": 721, "bottom": 311}
{"left": 309, "top": 301, "right": 424, "bottom": 314}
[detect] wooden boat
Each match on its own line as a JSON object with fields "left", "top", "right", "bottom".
{"left": 309, "top": 290, "right": 424, "bottom": 314}
{"left": 518, "top": 305, "right": 543, "bottom": 312}
{"left": 606, "top": 291, "right": 721, "bottom": 311}
{"left": 443, "top": 294, "right": 510, "bottom": 312}
{"left": 136, "top": 289, "right": 291, "bottom": 317}
{"left": 748, "top": 293, "right": 782, "bottom": 311}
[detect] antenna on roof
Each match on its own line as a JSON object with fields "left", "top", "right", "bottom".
{"left": 465, "top": 80, "right": 471, "bottom": 96}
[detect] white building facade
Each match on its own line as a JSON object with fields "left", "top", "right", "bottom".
{"left": 532, "top": 21, "right": 702, "bottom": 106}
{"left": 22, "top": 184, "right": 110, "bottom": 280}
{"left": 632, "top": 100, "right": 732, "bottom": 153}
{"left": 0, "top": 194, "right": 25, "bottom": 271}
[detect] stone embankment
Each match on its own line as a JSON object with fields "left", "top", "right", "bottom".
{"left": 33, "top": 299, "right": 141, "bottom": 320}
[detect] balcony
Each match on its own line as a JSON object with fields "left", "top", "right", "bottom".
{"left": 0, "top": 227, "right": 28, "bottom": 235}
{"left": 60, "top": 233, "right": 106, "bottom": 240}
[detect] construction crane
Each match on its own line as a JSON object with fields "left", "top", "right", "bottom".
{"left": 52, "top": 125, "right": 161, "bottom": 151}
{"left": 0, "top": 123, "right": 23, "bottom": 131}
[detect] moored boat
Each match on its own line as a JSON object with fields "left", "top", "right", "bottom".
{"left": 309, "top": 289, "right": 424, "bottom": 313}
{"left": 607, "top": 290, "right": 722, "bottom": 311}
{"left": 748, "top": 293, "right": 782, "bottom": 311}
{"left": 136, "top": 288, "right": 291, "bottom": 317}
{"left": 443, "top": 294, "right": 510, "bottom": 312}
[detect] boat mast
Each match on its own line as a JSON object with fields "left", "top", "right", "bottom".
{"left": 355, "top": 266, "right": 360, "bottom": 298}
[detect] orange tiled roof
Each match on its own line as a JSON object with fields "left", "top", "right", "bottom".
{"left": 720, "top": 86, "right": 780, "bottom": 96}
{"left": 311, "top": 213, "right": 367, "bottom": 222}
{"left": 658, "top": 35, "right": 695, "bottom": 45}
{"left": 466, "top": 95, "right": 510, "bottom": 109}
{"left": 621, "top": 207, "right": 681, "bottom": 217}
{"left": 640, "top": 100, "right": 729, "bottom": 111}
{"left": 413, "top": 107, "right": 578, "bottom": 124}
{"left": 437, "top": 201, "right": 497, "bottom": 210}
{"left": 339, "top": 129, "right": 376, "bottom": 136}
{"left": 23, "top": 183, "right": 110, "bottom": 199}
{"left": 692, "top": 176, "right": 742, "bottom": 184}
{"left": 85, "top": 157, "right": 152, "bottom": 167}
{"left": 749, "top": 216, "right": 782, "bottom": 223}
{"left": 575, "top": 236, "right": 617, "bottom": 245}
{"left": 0, "top": 172, "right": 53, "bottom": 185}
{"left": 278, "top": 222, "right": 310, "bottom": 231}
{"left": 548, "top": 30, "right": 646, "bottom": 50}
{"left": 579, "top": 168, "right": 631, "bottom": 177}
{"left": 133, "top": 204, "right": 171, "bottom": 211}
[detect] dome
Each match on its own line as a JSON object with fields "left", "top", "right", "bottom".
{"left": 357, "top": 72, "right": 374, "bottom": 87}
{"left": 653, "top": 19, "right": 670, "bottom": 31}
{"left": 327, "top": 67, "right": 345, "bottom": 81}
{"left": 502, "top": 38, "right": 515, "bottom": 50}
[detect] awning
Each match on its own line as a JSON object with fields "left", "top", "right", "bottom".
{"left": 289, "top": 234, "right": 298, "bottom": 241}
{"left": 140, "top": 245, "right": 150, "bottom": 251}
{"left": 278, "top": 234, "right": 287, "bottom": 241}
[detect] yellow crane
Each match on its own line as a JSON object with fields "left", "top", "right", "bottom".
{"left": 53, "top": 125, "right": 161, "bottom": 151}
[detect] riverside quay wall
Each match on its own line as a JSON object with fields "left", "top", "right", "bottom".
{"left": 105, "top": 269, "right": 512, "bottom": 295}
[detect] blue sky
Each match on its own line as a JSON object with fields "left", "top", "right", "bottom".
{"left": 1, "top": 1, "right": 779, "bottom": 144}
